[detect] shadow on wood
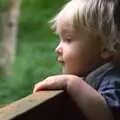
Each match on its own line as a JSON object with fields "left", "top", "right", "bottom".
{"left": 0, "top": 91, "right": 88, "bottom": 120}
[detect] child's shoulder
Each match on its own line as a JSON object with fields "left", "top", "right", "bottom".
{"left": 86, "top": 62, "right": 120, "bottom": 89}
{"left": 85, "top": 62, "right": 120, "bottom": 89}
{"left": 100, "top": 64, "right": 120, "bottom": 87}
{"left": 98, "top": 64, "right": 120, "bottom": 120}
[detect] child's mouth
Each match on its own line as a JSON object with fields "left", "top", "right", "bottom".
{"left": 57, "top": 59, "right": 64, "bottom": 65}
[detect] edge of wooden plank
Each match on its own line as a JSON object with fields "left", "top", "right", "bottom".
{"left": 0, "top": 90, "right": 63, "bottom": 120}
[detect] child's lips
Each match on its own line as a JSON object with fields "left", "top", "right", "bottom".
{"left": 57, "top": 58, "right": 64, "bottom": 64}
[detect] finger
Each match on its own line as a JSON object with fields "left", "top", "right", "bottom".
{"left": 33, "top": 75, "right": 67, "bottom": 93}
{"left": 33, "top": 82, "right": 45, "bottom": 93}
{"left": 33, "top": 78, "right": 54, "bottom": 93}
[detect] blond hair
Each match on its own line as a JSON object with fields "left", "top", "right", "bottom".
{"left": 50, "top": 0, "right": 120, "bottom": 59}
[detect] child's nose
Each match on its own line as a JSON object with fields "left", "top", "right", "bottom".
{"left": 55, "top": 44, "right": 62, "bottom": 55}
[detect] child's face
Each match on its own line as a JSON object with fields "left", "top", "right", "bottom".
{"left": 55, "top": 19, "right": 108, "bottom": 76}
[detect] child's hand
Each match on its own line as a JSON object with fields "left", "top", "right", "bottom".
{"left": 33, "top": 74, "right": 82, "bottom": 93}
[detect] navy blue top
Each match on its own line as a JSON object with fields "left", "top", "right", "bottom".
{"left": 85, "top": 62, "right": 120, "bottom": 120}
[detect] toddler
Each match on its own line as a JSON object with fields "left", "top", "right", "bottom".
{"left": 33, "top": 0, "right": 120, "bottom": 120}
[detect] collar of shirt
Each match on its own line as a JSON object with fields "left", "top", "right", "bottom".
{"left": 85, "top": 62, "right": 114, "bottom": 89}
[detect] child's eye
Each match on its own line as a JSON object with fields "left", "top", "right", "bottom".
{"left": 64, "top": 38, "right": 72, "bottom": 43}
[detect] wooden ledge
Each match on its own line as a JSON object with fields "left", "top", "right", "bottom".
{"left": 0, "top": 91, "right": 87, "bottom": 120}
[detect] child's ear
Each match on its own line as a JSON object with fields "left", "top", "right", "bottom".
{"left": 101, "top": 48, "right": 114, "bottom": 59}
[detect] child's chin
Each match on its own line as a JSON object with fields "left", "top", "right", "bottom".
{"left": 62, "top": 69, "right": 74, "bottom": 75}
{"left": 62, "top": 69, "right": 82, "bottom": 76}
{"left": 62, "top": 68, "right": 68, "bottom": 74}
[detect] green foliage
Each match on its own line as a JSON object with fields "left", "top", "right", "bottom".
{"left": 0, "top": 0, "right": 66, "bottom": 104}
{"left": 0, "top": 0, "right": 8, "bottom": 11}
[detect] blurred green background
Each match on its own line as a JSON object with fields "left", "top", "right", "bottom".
{"left": 0, "top": 0, "right": 66, "bottom": 105}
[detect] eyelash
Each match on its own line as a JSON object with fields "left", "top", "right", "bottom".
{"left": 64, "top": 38, "right": 72, "bottom": 43}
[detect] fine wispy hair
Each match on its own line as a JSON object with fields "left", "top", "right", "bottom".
{"left": 49, "top": 0, "right": 120, "bottom": 59}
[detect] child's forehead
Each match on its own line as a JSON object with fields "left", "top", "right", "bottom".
{"left": 57, "top": 18, "right": 72, "bottom": 28}
{"left": 55, "top": 18, "right": 76, "bottom": 34}
{"left": 56, "top": 18, "right": 99, "bottom": 39}
{"left": 56, "top": 17, "right": 87, "bottom": 34}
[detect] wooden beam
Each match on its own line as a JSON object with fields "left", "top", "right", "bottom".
{"left": 0, "top": 91, "right": 87, "bottom": 120}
